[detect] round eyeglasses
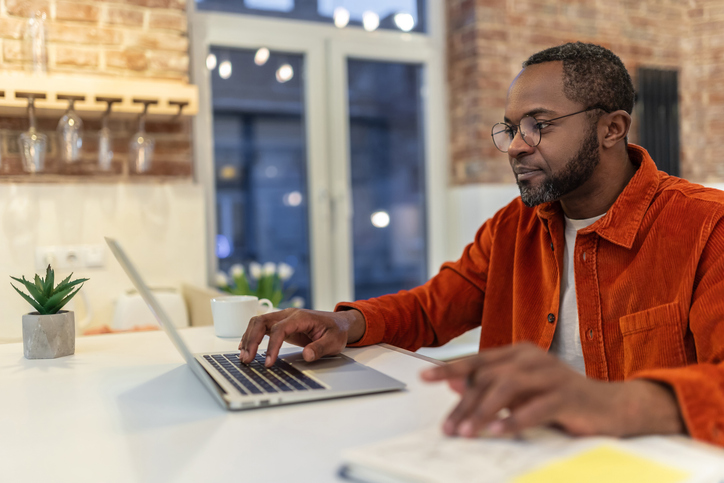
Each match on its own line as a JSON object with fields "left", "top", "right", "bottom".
{"left": 491, "top": 107, "right": 607, "bottom": 153}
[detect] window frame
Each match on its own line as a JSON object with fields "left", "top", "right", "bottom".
{"left": 190, "top": 1, "right": 448, "bottom": 309}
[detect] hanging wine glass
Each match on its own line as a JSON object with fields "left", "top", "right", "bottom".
{"left": 17, "top": 94, "right": 47, "bottom": 173}
{"left": 96, "top": 97, "right": 121, "bottom": 171}
{"left": 57, "top": 95, "right": 84, "bottom": 163}
{"left": 129, "top": 99, "right": 157, "bottom": 174}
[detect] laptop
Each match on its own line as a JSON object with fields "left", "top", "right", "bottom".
{"left": 105, "top": 237, "right": 406, "bottom": 411}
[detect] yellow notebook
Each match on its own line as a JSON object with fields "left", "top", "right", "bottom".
{"left": 514, "top": 445, "right": 690, "bottom": 483}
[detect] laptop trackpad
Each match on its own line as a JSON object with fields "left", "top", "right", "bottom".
{"left": 280, "top": 351, "right": 367, "bottom": 374}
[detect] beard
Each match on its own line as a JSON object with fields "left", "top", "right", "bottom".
{"left": 517, "top": 123, "right": 600, "bottom": 208}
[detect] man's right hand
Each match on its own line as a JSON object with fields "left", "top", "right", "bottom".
{"left": 238, "top": 308, "right": 366, "bottom": 367}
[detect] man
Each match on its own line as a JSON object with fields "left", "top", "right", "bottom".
{"left": 239, "top": 42, "right": 724, "bottom": 446}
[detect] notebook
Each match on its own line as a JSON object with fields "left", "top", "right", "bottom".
{"left": 106, "top": 237, "right": 406, "bottom": 411}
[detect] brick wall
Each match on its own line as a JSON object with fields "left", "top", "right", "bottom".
{"left": 447, "top": 0, "right": 722, "bottom": 185}
{"left": 0, "top": 0, "right": 191, "bottom": 179}
{"left": 0, "top": 0, "right": 188, "bottom": 81}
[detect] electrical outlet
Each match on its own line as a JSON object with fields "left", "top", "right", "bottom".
{"left": 83, "top": 244, "right": 106, "bottom": 268}
{"left": 35, "top": 244, "right": 106, "bottom": 271}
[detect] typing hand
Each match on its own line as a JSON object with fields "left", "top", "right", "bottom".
{"left": 238, "top": 308, "right": 366, "bottom": 367}
{"left": 420, "top": 342, "right": 685, "bottom": 438}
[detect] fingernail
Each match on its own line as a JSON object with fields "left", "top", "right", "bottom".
{"left": 459, "top": 421, "right": 475, "bottom": 437}
{"left": 487, "top": 420, "right": 505, "bottom": 436}
{"left": 443, "top": 419, "right": 456, "bottom": 436}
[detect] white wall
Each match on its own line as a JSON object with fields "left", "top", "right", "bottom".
{"left": 0, "top": 183, "right": 207, "bottom": 342}
{"left": 445, "top": 183, "right": 519, "bottom": 262}
{"left": 445, "top": 181, "right": 724, "bottom": 262}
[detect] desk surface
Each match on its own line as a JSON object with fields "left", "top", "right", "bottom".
{"left": 0, "top": 326, "right": 458, "bottom": 483}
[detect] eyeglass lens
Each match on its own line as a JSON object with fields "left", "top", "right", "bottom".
{"left": 491, "top": 116, "right": 541, "bottom": 153}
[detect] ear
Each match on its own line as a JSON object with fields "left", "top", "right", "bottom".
{"left": 600, "top": 110, "right": 631, "bottom": 149}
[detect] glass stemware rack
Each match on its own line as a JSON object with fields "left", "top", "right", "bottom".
{"left": 0, "top": 73, "right": 198, "bottom": 180}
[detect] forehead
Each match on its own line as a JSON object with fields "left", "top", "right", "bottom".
{"left": 505, "top": 61, "right": 581, "bottom": 121}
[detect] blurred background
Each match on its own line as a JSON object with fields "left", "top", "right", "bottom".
{"left": 0, "top": 0, "right": 721, "bottom": 343}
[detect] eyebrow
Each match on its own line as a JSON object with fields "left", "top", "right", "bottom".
{"left": 503, "top": 108, "right": 557, "bottom": 124}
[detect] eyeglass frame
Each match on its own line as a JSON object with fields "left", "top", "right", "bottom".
{"left": 490, "top": 106, "right": 609, "bottom": 153}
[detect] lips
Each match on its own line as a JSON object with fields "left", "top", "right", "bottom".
{"left": 513, "top": 166, "right": 543, "bottom": 181}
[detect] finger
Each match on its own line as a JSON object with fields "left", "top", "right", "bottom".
{"left": 495, "top": 393, "right": 562, "bottom": 436}
{"left": 458, "top": 374, "right": 549, "bottom": 438}
{"left": 442, "top": 368, "right": 500, "bottom": 436}
{"left": 421, "top": 345, "right": 521, "bottom": 382}
{"left": 240, "top": 310, "right": 289, "bottom": 363}
{"left": 447, "top": 377, "right": 467, "bottom": 395}
{"left": 265, "top": 317, "right": 320, "bottom": 367}
{"left": 300, "top": 332, "right": 345, "bottom": 362}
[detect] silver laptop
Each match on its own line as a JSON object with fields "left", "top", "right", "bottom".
{"left": 106, "top": 237, "right": 405, "bottom": 411}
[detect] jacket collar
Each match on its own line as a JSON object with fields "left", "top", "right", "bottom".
{"left": 535, "top": 144, "right": 660, "bottom": 249}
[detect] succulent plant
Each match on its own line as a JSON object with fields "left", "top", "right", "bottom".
{"left": 11, "top": 265, "right": 89, "bottom": 315}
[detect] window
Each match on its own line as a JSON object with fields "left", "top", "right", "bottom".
{"left": 348, "top": 60, "right": 427, "bottom": 300}
{"left": 212, "top": 47, "right": 311, "bottom": 306}
{"left": 191, "top": 5, "right": 447, "bottom": 309}
{"left": 195, "top": 0, "right": 426, "bottom": 33}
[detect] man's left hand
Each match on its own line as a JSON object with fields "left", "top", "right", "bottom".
{"left": 421, "top": 342, "right": 685, "bottom": 438}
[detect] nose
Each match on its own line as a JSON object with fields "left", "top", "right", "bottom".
{"left": 507, "top": 130, "right": 535, "bottom": 159}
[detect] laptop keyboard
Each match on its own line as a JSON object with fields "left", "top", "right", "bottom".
{"left": 203, "top": 352, "right": 326, "bottom": 396}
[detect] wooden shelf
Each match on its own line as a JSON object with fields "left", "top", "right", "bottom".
{"left": 0, "top": 73, "right": 198, "bottom": 119}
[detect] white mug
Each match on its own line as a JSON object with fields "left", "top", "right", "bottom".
{"left": 210, "top": 295, "right": 274, "bottom": 338}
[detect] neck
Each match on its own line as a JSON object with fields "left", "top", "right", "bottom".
{"left": 559, "top": 149, "right": 637, "bottom": 220}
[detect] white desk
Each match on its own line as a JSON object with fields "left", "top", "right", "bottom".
{"left": 0, "top": 326, "right": 459, "bottom": 483}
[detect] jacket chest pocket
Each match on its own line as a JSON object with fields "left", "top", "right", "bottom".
{"left": 618, "top": 302, "right": 687, "bottom": 378}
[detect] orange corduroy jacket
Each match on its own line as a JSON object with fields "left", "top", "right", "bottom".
{"left": 337, "top": 144, "right": 724, "bottom": 446}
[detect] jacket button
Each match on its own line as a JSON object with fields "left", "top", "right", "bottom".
{"left": 550, "top": 242, "right": 554, "bottom": 251}
{"left": 547, "top": 313, "right": 556, "bottom": 324}
{"left": 582, "top": 251, "right": 587, "bottom": 261}
{"left": 587, "top": 329, "right": 594, "bottom": 340}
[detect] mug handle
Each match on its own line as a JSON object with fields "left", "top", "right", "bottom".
{"left": 258, "top": 298, "right": 274, "bottom": 314}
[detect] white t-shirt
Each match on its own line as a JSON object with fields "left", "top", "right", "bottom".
{"left": 549, "top": 213, "right": 605, "bottom": 375}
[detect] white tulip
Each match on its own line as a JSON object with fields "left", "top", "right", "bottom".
{"left": 278, "top": 263, "right": 294, "bottom": 281}
{"left": 215, "top": 271, "right": 229, "bottom": 287}
{"left": 263, "top": 262, "right": 276, "bottom": 276}
{"left": 290, "top": 296, "right": 305, "bottom": 308}
{"left": 249, "top": 262, "right": 262, "bottom": 279}
{"left": 230, "top": 264, "right": 245, "bottom": 279}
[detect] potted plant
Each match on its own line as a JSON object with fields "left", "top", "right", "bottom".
{"left": 11, "top": 265, "right": 88, "bottom": 359}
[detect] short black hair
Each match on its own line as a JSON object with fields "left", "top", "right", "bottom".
{"left": 523, "top": 42, "right": 635, "bottom": 115}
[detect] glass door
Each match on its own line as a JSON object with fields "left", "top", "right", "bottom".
{"left": 211, "top": 47, "right": 312, "bottom": 306}
{"left": 192, "top": 7, "right": 448, "bottom": 309}
{"left": 347, "top": 59, "right": 427, "bottom": 300}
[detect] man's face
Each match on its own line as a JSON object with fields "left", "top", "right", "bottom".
{"left": 503, "top": 62, "right": 601, "bottom": 208}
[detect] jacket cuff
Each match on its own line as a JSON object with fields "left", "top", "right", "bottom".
{"left": 334, "top": 300, "right": 385, "bottom": 347}
{"left": 632, "top": 365, "right": 724, "bottom": 446}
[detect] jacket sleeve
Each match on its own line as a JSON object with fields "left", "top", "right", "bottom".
{"left": 632, "top": 215, "right": 724, "bottom": 446}
{"left": 335, "top": 216, "right": 496, "bottom": 352}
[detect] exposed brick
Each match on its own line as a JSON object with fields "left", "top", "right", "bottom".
{"left": 56, "top": 1, "right": 101, "bottom": 23}
{"left": 106, "top": 48, "right": 148, "bottom": 71}
{"left": 0, "top": 18, "right": 27, "bottom": 40}
{"left": 127, "top": 32, "right": 188, "bottom": 51}
{"left": 55, "top": 45, "right": 98, "bottom": 67}
{"left": 106, "top": 6, "right": 145, "bottom": 27}
{"left": 147, "top": 50, "right": 188, "bottom": 72}
{"left": 2, "top": 40, "right": 24, "bottom": 62}
{"left": 148, "top": 11, "right": 187, "bottom": 32}
{"left": 5, "top": 0, "right": 50, "bottom": 17}
{"left": 121, "top": 0, "right": 184, "bottom": 8}
{"left": 48, "top": 24, "right": 123, "bottom": 45}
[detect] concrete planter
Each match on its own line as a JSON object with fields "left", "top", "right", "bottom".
{"left": 22, "top": 311, "right": 75, "bottom": 359}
